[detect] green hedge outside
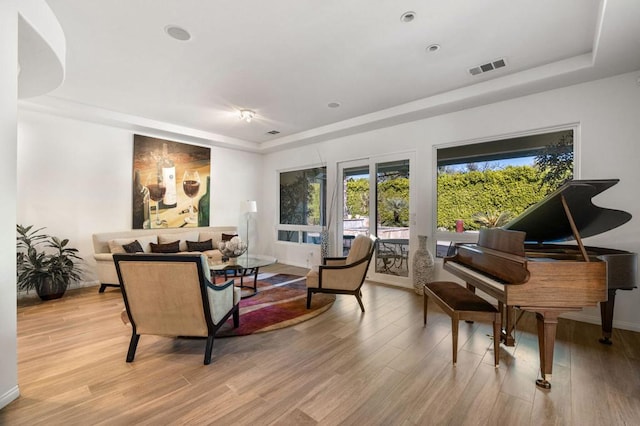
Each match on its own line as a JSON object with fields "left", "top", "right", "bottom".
{"left": 437, "top": 166, "right": 549, "bottom": 231}
{"left": 343, "top": 165, "right": 561, "bottom": 231}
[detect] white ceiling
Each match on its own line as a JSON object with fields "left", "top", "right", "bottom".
{"left": 22, "top": 0, "right": 640, "bottom": 152}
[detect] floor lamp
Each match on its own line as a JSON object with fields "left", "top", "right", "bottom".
{"left": 242, "top": 200, "right": 257, "bottom": 259}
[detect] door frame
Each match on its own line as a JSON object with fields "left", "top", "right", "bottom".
{"left": 337, "top": 151, "right": 415, "bottom": 289}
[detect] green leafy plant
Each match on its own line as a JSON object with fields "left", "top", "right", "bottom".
{"left": 534, "top": 133, "right": 574, "bottom": 192}
{"left": 382, "top": 197, "right": 409, "bottom": 226}
{"left": 16, "top": 224, "right": 83, "bottom": 299}
{"left": 345, "top": 177, "right": 369, "bottom": 218}
{"left": 472, "top": 211, "right": 514, "bottom": 228}
{"left": 377, "top": 175, "right": 409, "bottom": 227}
{"left": 437, "top": 166, "right": 545, "bottom": 231}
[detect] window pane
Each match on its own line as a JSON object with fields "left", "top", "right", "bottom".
{"left": 302, "top": 231, "right": 320, "bottom": 245}
{"left": 279, "top": 167, "right": 327, "bottom": 226}
{"left": 343, "top": 165, "right": 370, "bottom": 255}
{"left": 435, "top": 130, "right": 574, "bottom": 257}
{"left": 375, "top": 159, "right": 410, "bottom": 277}
{"left": 277, "top": 230, "right": 299, "bottom": 243}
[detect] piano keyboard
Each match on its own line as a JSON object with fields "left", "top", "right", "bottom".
{"left": 443, "top": 261, "right": 507, "bottom": 300}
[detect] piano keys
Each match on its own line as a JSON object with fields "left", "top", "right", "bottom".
{"left": 443, "top": 179, "right": 637, "bottom": 389}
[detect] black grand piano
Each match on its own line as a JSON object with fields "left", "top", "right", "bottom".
{"left": 443, "top": 179, "right": 637, "bottom": 389}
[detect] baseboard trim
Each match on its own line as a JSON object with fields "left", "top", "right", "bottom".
{"left": 0, "top": 385, "right": 20, "bottom": 410}
{"left": 17, "top": 280, "right": 100, "bottom": 300}
{"left": 562, "top": 311, "right": 640, "bottom": 333}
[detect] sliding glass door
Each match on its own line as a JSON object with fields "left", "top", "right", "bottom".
{"left": 338, "top": 153, "right": 413, "bottom": 287}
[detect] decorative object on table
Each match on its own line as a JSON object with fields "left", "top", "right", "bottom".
{"left": 242, "top": 200, "right": 257, "bottom": 257}
{"left": 412, "top": 235, "right": 435, "bottom": 295}
{"left": 182, "top": 169, "right": 200, "bottom": 224}
{"left": 132, "top": 135, "right": 211, "bottom": 229}
{"left": 16, "top": 224, "right": 83, "bottom": 300}
{"left": 209, "top": 253, "right": 276, "bottom": 299}
{"left": 218, "top": 236, "right": 248, "bottom": 264}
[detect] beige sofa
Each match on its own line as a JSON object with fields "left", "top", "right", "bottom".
{"left": 92, "top": 226, "right": 237, "bottom": 292}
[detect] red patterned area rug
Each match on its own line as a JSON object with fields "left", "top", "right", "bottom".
{"left": 216, "top": 273, "right": 335, "bottom": 337}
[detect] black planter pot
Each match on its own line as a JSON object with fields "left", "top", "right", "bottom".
{"left": 36, "top": 278, "right": 68, "bottom": 301}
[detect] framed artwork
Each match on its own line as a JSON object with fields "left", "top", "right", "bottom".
{"left": 132, "top": 134, "right": 211, "bottom": 229}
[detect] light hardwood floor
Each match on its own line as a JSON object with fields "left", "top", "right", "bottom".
{"left": 2, "top": 263, "right": 640, "bottom": 425}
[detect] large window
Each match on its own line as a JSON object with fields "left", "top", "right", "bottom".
{"left": 436, "top": 129, "right": 574, "bottom": 256}
{"left": 277, "top": 166, "right": 327, "bottom": 244}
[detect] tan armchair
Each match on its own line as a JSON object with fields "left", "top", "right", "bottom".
{"left": 306, "top": 235, "right": 378, "bottom": 312}
{"left": 113, "top": 253, "right": 240, "bottom": 365}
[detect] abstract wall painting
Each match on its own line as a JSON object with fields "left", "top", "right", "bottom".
{"left": 132, "top": 135, "right": 211, "bottom": 229}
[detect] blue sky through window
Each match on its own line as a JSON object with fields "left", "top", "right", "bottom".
{"left": 447, "top": 155, "right": 535, "bottom": 172}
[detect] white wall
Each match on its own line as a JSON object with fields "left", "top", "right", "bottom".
{"left": 3, "top": 0, "right": 70, "bottom": 409}
{"left": 17, "top": 110, "right": 263, "bottom": 284}
{"left": 0, "top": 0, "right": 19, "bottom": 411}
{"left": 262, "top": 70, "right": 640, "bottom": 332}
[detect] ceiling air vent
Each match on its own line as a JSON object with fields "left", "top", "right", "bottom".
{"left": 267, "top": 130, "right": 280, "bottom": 135}
{"left": 469, "top": 58, "right": 507, "bottom": 76}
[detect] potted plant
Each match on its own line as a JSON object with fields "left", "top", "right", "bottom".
{"left": 16, "top": 224, "right": 83, "bottom": 300}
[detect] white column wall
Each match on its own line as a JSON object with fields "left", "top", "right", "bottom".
{"left": 262, "top": 70, "right": 640, "bottom": 332}
{"left": 17, "top": 110, "right": 263, "bottom": 284}
{"left": 0, "top": 0, "right": 19, "bottom": 410}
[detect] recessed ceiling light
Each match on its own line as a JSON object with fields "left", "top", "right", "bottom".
{"left": 426, "top": 44, "right": 441, "bottom": 53}
{"left": 400, "top": 11, "right": 416, "bottom": 23}
{"left": 165, "top": 25, "right": 191, "bottom": 41}
{"left": 328, "top": 102, "right": 341, "bottom": 108}
{"left": 239, "top": 109, "right": 255, "bottom": 122}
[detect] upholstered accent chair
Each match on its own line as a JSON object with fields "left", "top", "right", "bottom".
{"left": 113, "top": 253, "right": 240, "bottom": 365}
{"left": 306, "top": 235, "right": 378, "bottom": 312}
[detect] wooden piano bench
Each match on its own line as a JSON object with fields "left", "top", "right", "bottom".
{"left": 423, "top": 281, "right": 501, "bottom": 367}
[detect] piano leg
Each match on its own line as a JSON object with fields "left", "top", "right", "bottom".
{"left": 500, "top": 303, "right": 516, "bottom": 346}
{"left": 599, "top": 289, "right": 617, "bottom": 345}
{"left": 535, "top": 311, "right": 561, "bottom": 389}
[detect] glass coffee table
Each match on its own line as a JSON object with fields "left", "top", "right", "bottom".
{"left": 209, "top": 254, "right": 277, "bottom": 298}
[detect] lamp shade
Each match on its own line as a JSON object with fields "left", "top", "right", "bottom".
{"left": 243, "top": 200, "right": 257, "bottom": 213}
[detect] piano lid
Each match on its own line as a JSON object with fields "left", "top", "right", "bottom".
{"left": 503, "top": 179, "right": 632, "bottom": 243}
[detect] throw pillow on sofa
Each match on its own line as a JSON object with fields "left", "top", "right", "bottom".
{"left": 108, "top": 235, "right": 158, "bottom": 254}
{"left": 122, "top": 240, "right": 144, "bottom": 253}
{"left": 150, "top": 240, "right": 180, "bottom": 253}
{"left": 222, "top": 233, "right": 238, "bottom": 241}
{"left": 186, "top": 239, "right": 214, "bottom": 252}
{"left": 158, "top": 231, "right": 199, "bottom": 252}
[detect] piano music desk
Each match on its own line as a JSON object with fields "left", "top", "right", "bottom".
{"left": 423, "top": 281, "right": 501, "bottom": 367}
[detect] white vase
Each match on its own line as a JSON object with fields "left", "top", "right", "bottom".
{"left": 412, "top": 235, "right": 435, "bottom": 295}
